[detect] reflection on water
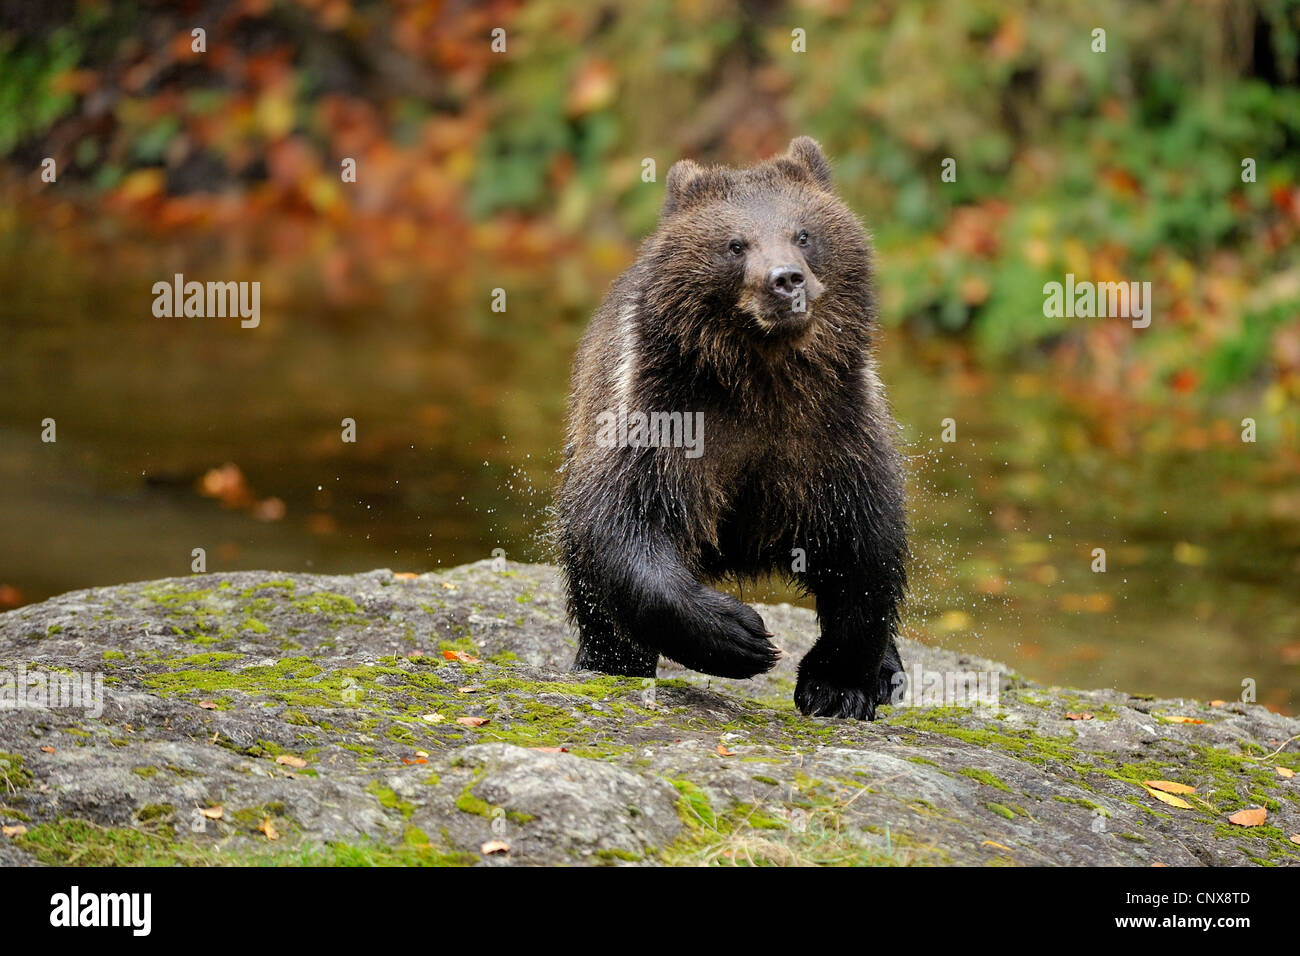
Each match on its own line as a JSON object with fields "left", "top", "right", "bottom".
{"left": 1, "top": 225, "right": 1295, "bottom": 712}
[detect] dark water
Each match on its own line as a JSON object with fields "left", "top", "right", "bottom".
{"left": 1, "top": 224, "right": 1296, "bottom": 712}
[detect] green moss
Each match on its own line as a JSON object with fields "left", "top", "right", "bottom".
{"left": 101, "top": 649, "right": 126, "bottom": 661}
{"left": 671, "top": 779, "right": 717, "bottom": 829}
{"left": 131, "top": 766, "right": 160, "bottom": 778}
{"left": 958, "top": 767, "right": 1013, "bottom": 792}
{"left": 985, "top": 802, "right": 1016, "bottom": 820}
{"left": 15, "top": 818, "right": 475, "bottom": 867}
{"left": 172, "top": 651, "right": 242, "bottom": 667}
{"left": 0, "top": 753, "right": 31, "bottom": 791}
{"left": 290, "top": 592, "right": 360, "bottom": 617}
{"left": 594, "top": 847, "right": 642, "bottom": 862}
{"left": 455, "top": 780, "right": 495, "bottom": 819}
{"left": 366, "top": 781, "right": 416, "bottom": 818}
{"left": 1052, "top": 794, "right": 1106, "bottom": 814}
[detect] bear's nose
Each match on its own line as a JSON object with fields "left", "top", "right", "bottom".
{"left": 768, "top": 265, "right": 805, "bottom": 298}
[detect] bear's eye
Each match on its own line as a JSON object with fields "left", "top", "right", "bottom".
{"left": 728, "top": 239, "right": 746, "bottom": 256}
{"left": 796, "top": 230, "right": 811, "bottom": 247}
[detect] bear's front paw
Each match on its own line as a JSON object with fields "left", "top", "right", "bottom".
{"left": 656, "top": 588, "right": 780, "bottom": 680}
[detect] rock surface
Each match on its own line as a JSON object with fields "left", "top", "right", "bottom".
{"left": 0, "top": 562, "right": 1296, "bottom": 866}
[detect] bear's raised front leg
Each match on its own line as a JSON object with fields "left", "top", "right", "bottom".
{"left": 563, "top": 518, "right": 780, "bottom": 680}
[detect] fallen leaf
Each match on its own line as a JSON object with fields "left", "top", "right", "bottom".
{"left": 458, "top": 686, "right": 479, "bottom": 694}
{"left": 456, "top": 716, "right": 489, "bottom": 727}
{"left": 258, "top": 818, "right": 279, "bottom": 840}
{"left": 440, "top": 581, "right": 459, "bottom": 590}
{"left": 421, "top": 713, "right": 444, "bottom": 724}
{"left": 1209, "top": 700, "right": 1226, "bottom": 707}
{"left": 716, "top": 745, "right": 736, "bottom": 756}
{"left": 2, "top": 825, "right": 28, "bottom": 837}
{"left": 1065, "top": 712, "right": 1094, "bottom": 721}
{"left": 39, "top": 746, "right": 54, "bottom": 754}
{"left": 401, "top": 757, "right": 428, "bottom": 765}
{"left": 1227, "top": 807, "right": 1267, "bottom": 827}
{"left": 1290, "top": 834, "right": 1300, "bottom": 845}
{"left": 1161, "top": 715, "right": 1205, "bottom": 724}
{"left": 981, "top": 840, "right": 1011, "bottom": 851}
{"left": 442, "top": 650, "right": 482, "bottom": 664}
{"left": 1143, "top": 786, "right": 1194, "bottom": 810}
{"left": 1276, "top": 767, "right": 1295, "bottom": 779}
{"left": 415, "top": 751, "right": 429, "bottom": 758}
{"left": 198, "top": 700, "right": 219, "bottom": 710}
{"left": 200, "top": 806, "right": 223, "bottom": 820}
{"left": 480, "top": 840, "right": 510, "bottom": 855}
{"left": 393, "top": 572, "right": 418, "bottom": 580}
{"left": 530, "top": 747, "right": 567, "bottom": 753}
{"left": 275, "top": 754, "right": 307, "bottom": 768}
{"left": 1150, "top": 862, "right": 1169, "bottom": 867}
{"left": 1143, "top": 780, "right": 1197, "bottom": 795}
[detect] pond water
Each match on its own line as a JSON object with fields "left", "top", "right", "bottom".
{"left": 1, "top": 223, "right": 1295, "bottom": 712}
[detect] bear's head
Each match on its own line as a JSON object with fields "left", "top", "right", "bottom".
{"left": 643, "top": 137, "right": 873, "bottom": 354}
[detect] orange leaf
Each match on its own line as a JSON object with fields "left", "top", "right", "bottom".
{"left": 716, "top": 744, "right": 736, "bottom": 756}
{"left": 442, "top": 650, "right": 482, "bottom": 664}
{"left": 39, "top": 746, "right": 54, "bottom": 754}
{"left": 1227, "top": 807, "right": 1267, "bottom": 827}
{"left": 530, "top": 747, "right": 567, "bottom": 753}
{"left": 198, "top": 700, "right": 219, "bottom": 710}
{"left": 1143, "top": 780, "right": 1196, "bottom": 795}
{"left": 258, "top": 818, "right": 280, "bottom": 840}
{"left": 1290, "top": 834, "right": 1300, "bottom": 845}
{"left": 480, "top": 839, "right": 510, "bottom": 855}
{"left": 1276, "top": 767, "right": 1295, "bottom": 779}
{"left": 1065, "top": 712, "right": 1094, "bottom": 721}
{"left": 200, "top": 806, "right": 223, "bottom": 820}
{"left": 275, "top": 754, "right": 307, "bottom": 768}
{"left": 456, "top": 716, "right": 489, "bottom": 727}
{"left": 2, "top": 825, "right": 28, "bottom": 837}
{"left": 1161, "top": 715, "right": 1205, "bottom": 724}
{"left": 1143, "top": 786, "right": 1193, "bottom": 810}
{"left": 393, "top": 572, "right": 418, "bottom": 580}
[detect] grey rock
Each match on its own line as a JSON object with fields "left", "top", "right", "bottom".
{"left": 0, "top": 561, "right": 1296, "bottom": 866}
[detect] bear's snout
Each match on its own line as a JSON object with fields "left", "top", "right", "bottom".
{"left": 767, "top": 265, "right": 805, "bottom": 297}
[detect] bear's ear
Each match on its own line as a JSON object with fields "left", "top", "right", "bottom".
{"left": 786, "top": 136, "right": 832, "bottom": 189}
{"left": 662, "top": 158, "right": 703, "bottom": 216}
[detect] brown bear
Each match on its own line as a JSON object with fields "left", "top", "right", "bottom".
{"left": 556, "top": 137, "right": 907, "bottom": 720}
